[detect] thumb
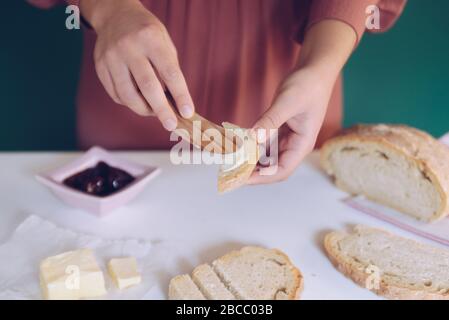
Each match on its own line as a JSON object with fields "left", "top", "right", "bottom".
{"left": 252, "top": 96, "right": 297, "bottom": 141}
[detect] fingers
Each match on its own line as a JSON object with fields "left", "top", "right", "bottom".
{"left": 93, "top": 16, "right": 193, "bottom": 130}
{"left": 252, "top": 91, "right": 299, "bottom": 142}
{"left": 246, "top": 131, "right": 314, "bottom": 185}
{"left": 246, "top": 150, "right": 301, "bottom": 185}
{"left": 127, "top": 56, "right": 178, "bottom": 130}
{"left": 253, "top": 109, "right": 285, "bottom": 132}
{"left": 106, "top": 54, "right": 153, "bottom": 117}
{"left": 95, "top": 61, "right": 120, "bottom": 104}
{"left": 149, "top": 48, "right": 194, "bottom": 118}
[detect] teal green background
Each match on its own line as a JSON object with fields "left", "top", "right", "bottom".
{"left": 1, "top": 1, "right": 449, "bottom": 151}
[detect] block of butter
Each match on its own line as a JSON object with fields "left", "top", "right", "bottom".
{"left": 39, "top": 248, "right": 107, "bottom": 300}
{"left": 108, "top": 257, "right": 142, "bottom": 289}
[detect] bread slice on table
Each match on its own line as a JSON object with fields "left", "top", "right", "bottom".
{"left": 191, "top": 264, "right": 235, "bottom": 300}
{"left": 325, "top": 225, "right": 449, "bottom": 300}
{"left": 320, "top": 124, "right": 449, "bottom": 221}
{"left": 212, "top": 246, "right": 303, "bottom": 300}
{"left": 217, "top": 123, "right": 260, "bottom": 194}
{"left": 168, "top": 274, "right": 206, "bottom": 300}
{"left": 168, "top": 246, "right": 303, "bottom": 300}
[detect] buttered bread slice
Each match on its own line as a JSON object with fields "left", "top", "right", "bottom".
{"left": 168, "top": 246, "right": 303, "bottom": 300}
{"left": 218, "top": 123, "right": 260, "bottom": 193}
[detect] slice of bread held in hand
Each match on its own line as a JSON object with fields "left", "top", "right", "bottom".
{"left": 218, "top": 123, "right": 260, "bottom": 194}
{"left": 168, "top": 246, "right": 303, "bottom": 300}
{"left": 320, "top": 124, "right": 449, "bottom": 221}
{"left": 325, "top": 225, "right": 449, "bottom": 300}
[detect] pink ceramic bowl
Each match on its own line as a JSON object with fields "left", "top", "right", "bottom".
{"left": 36, "top": 146, "right": 161, "bottom": 217}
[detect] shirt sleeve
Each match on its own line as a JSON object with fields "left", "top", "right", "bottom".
{"left": 305, "top": 0, "right": 407, "bottom": 46}
{"left": 27, "top": 0, "right": 93, "bottom": 28}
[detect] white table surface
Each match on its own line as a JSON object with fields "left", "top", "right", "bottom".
{"left": 0, "top": 150, "right": 442, "bottom": 300}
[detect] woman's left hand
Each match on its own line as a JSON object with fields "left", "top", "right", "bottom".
{"left": 247, "top": 20, "right": 357, "bottom": 185}
{"left": 247, "top": 65, "right": 335, "bottom": 184}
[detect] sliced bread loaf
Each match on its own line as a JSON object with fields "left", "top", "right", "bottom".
{"left": 212, "top": 246, "right": 303, "bottom": 299}
{"left": 168, "top": 246, "right": 303, "bottom": 300}
{"left": 325, "top": 225, "right": 449, "bottom": 300}
{"left": 192, "top": 264, "right": 235, "bottom": 300}
{"left": 168, "top": 274, "right": 206, "bottom": 300}
{"left": 320, "top": 124, "right": 449, "bottom": 221}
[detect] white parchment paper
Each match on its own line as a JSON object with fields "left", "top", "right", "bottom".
{"left": 0, "top": 215, "right": 176, "bottom": 300}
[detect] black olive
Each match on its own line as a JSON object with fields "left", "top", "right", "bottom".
{"left": 108, "top": 168, "right": 134, "bottom": 190}
{"left": 85, "top": 176, "right": 105, "bottom": 195}
{"left": 63, "top": 161, "right": 135, "bottom": 197}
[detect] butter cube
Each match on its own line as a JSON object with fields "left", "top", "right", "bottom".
{"left": 39, "top": 248, "right": 107, "bottom": 300}
{"left": 108, "top": 257, "right": 142, "bottom": 289}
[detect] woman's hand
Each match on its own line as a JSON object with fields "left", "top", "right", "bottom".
{"left": 81, "top": 0, "right": 194, "bottom": 131}
{"left": 247, "top": 65, "right": 334, "bottom": 184}
{"left": 247, "top": 20, "right": 357, "bottom": 184}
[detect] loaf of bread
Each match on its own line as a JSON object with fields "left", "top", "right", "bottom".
{"left": 325, "top": 225, "right": 449, "bottom": 300}
{"left": 168, "top": 246, "right": 303, "bottom": 300}
{"left": 320, "top": 124, "right": 449, "bottom": 221}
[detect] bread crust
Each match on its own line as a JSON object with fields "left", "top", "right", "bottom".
{"left": 320, "top": 124, "right": 449, "bottom": 221}
{"left": 324, "top": 227, "right": 449, "bottom": 300}
{"left": 270, "top": 248, "right": 304, "bottom": 300}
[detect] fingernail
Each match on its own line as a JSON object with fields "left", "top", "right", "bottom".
{"left": 179, "top": 105, "right": 194, "bottom": 118}
{"left": 163, "top": 118, "right": 177, "bottom": 131}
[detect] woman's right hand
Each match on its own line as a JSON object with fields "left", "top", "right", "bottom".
{"left": 81, "top": 0, "right": 194, "bottom": 131}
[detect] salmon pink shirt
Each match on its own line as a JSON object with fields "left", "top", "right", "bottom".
{"left": 29, "top": 0, "right": 405, "bottom": 149}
